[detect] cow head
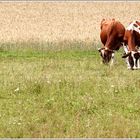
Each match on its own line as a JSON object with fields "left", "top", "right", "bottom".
{"left": 122, "top": 51, "right": 140, "bottom": 69}
{"left": 98, "top": 48, "right": 114, "bottom": 64}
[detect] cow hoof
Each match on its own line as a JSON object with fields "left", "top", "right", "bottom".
{"left": 127, "top": 67, "right": 132, "bottom": 70}
{"left": 133, "top": 67, "right": 138, "bottom": 70}
{"left": 127, "top": 67, "right": 134, "bottom": 70}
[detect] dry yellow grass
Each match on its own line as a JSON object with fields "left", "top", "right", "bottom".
{"left": 0, "top": 2, "right": 140, "bottom": 42}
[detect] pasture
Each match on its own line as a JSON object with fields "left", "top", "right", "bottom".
{"left": 0, "top": 1, "right": 140, "bottom": 138}
{"left": 0, "top": 41, "right": 140, "bottom": 137}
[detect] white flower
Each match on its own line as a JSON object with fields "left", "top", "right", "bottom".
{"left": 111, "top": 85, "right": 115, "bottom": 88}
{"left": 14, "top": 87, "right": 19, "bottom": 92}
{"left": 47, "top": 80, "right": 51, "bottom": 84}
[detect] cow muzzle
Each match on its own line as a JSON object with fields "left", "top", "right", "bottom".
{"left": 98, "top": 48, "right": 114, "bottom": 64}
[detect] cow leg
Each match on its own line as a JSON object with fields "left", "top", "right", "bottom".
{"left": 131, "top": 51, "right": 137, "bottom": 69}
{"left": 137, "top": 50, "right": 140, "bottom": 69}
{"left": 123, "top": 44, "right": 129, "bottom": 53}
{"left": 137, "top": 58, "right": 140, "bottom": 69}
{"left": 123, "top": 45, "right": 131, "bottom": 69}
{"left": 126, "top": 57, "right": 132, "bottom": 69}
{"left": 127, "top": 32, "right": 137, "bottom": 69}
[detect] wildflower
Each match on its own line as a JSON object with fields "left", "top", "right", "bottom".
{"left": 14, "top": 87, "right": 19, "bottom": 92}
{"left": 47, "top": 80, "right": 51, "bottom": 84}
{"left": 111, "top": 85, "right": 115, "bottom": 88}
{"left": 18, "top": 122, "right": 21, "bottom": 125}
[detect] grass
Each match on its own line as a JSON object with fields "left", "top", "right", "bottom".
{"left": 0, "top": 41, "right": 140, "bottom": 138}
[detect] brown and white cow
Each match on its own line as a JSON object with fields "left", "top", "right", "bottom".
{"left": 98, "top": 19, "right": 125, "bottom": 65}
{"left": 122, "top": 20, "right": 140, "bottom": 70}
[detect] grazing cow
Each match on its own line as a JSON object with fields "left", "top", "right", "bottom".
{"left": 98, "top": 19, "right": 125, "bottom": 65}
{"left": 122, "top": 20, "right": 140, "bottom": 70}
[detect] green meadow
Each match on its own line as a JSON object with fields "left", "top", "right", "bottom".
{"left": 0, "top": 41, "right": 140, "bottom": 138}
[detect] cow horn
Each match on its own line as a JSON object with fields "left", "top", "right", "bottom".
{"left": 101, "top": 19, "right": 105, "bottom": 23}
{"left": 98, "top": 48, "right": 104, "bottom": 52}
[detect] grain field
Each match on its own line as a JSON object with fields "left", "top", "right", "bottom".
{"left": 0, "top": 2, "right": 140, "bottom": 42}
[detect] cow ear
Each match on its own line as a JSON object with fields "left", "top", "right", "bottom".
{"left": 101, "top": 19, "right": 105, "bottom": 29}
{"left": 101, "top": 19, "right": 105, "bottom": 24}
{"left": 101, "top": 18, "right": 105, "bottom": 22}
{"left": 122, "top": 52, "right": 130, "bottom": 58}
{"left": 98, "top": 48, "right": 101, "bottom": 52}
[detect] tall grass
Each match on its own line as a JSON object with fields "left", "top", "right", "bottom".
{"left": 0, "top": 41, "right": 140, "bottom": 137}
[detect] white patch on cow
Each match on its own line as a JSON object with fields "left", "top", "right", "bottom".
{"left": 127, "top": 21, "right": 140, "bottom": 34}
{"left": 138, "top": 50, "right": 140, "bottom": 69}
{"left": 101, "top": 49, "right": 104, "bottom": 57}
{"left": 137, "top": 59, "right": 140, "bottom": 69}
{"left": 126, "top": 59, "right": 131, "bottom": 69}
{"left": 123, "top": 44, "right": 131, "bottom": 69}
{"left": 131, "top": 51, "right": 138, "bottom": 69}
{"left": 110, "top": 53, "right": 115, "bottom": 66}
{"left": 112, "top": 53, "right": 114, "bottom": 58}
{"left": 123, "top": 44, "right": 129, "bottom": 53}
{"left": 131, "top": 51, "right": 136, "bottom": 55}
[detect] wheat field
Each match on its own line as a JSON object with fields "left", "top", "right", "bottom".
{"left": 0, "top": 2, "right": 140, "bottom": 42}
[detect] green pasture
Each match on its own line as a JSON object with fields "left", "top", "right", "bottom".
{"left": 0, "top": 41, "right": 140, "bottom": 138}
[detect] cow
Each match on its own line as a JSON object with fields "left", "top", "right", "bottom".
{"left": 122, "top": 20, "right": 140, "bottom": 70}
{"left": 98, "top": 19, "right": 125, "bottom": 65}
